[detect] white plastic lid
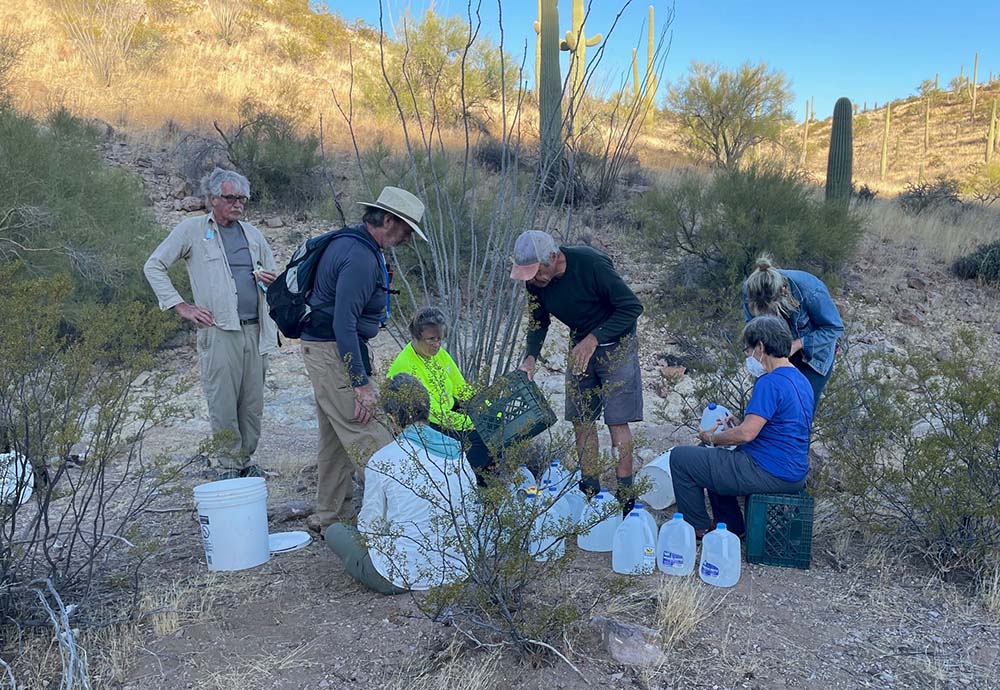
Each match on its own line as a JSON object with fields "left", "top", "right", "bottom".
{"left": 268, "top": 531, "right": 312, "bottom": 554}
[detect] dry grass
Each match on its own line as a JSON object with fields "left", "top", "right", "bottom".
{"left": 979, "top": 561, "right": 1000, "bottom": 617}
{"left": 653, "top": 575, "right": 718, "bottom": 650}
{"left": 384, "top": 644, "right": 503, "bottom": 690}
{"left": 860, "top": 196, "right": 1000, "bottom": 262}
{"left": 140, "top": 574, "right": 218, "bottom": 637}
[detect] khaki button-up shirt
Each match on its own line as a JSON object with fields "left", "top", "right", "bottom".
{"left": 144, "top": 213, "right": 279, "bottom": 355}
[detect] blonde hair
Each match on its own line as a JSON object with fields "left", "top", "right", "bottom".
{"left": 743, "top": 254, "right": 800, "bottom": 318}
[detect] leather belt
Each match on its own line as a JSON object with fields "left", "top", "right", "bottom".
{"left": 240, "top": 318, "right": 259, "bottom": 326}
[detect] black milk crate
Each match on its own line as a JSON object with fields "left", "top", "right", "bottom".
{"left": 466, "top": 370, "right": 557, "bottom": 453}
{"left": 745, "top": 491, "right": 814, "bottom": 570}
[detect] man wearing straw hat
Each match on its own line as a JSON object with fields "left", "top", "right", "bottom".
{"left": 301, "top": 187, "right": 427, "bottom": 533}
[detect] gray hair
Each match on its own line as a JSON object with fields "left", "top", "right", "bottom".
{"left": 743, "top": 254, "right": 800, "bottom": 318}
{"left": 362, "top": 206, "right": 392, "bottom": 227}
{"left": 408, "top": 306, "right": 448, "bottom": 341}
{"left": 201, "top": 168, "right": 250, "bottom": 198}
{"left": 383, "top": 374, "right": 430, "bottom": 428}
{"left": 742, "top": 315, "right": 793, "bottom": 358}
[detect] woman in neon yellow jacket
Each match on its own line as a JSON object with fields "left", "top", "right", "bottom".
{"left": 387, "top": 307, "right": 494, "bottom": 481}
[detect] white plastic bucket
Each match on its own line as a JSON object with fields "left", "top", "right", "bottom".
{"left": 637, "top": 450, "right": 674, "bottom": 510}
{"left": 193, "top": 477, "right": 269, "bottom": 571}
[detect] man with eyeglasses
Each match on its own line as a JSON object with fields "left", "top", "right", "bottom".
{"left": 144, "top": 167, "right": 280, "bottom": 479}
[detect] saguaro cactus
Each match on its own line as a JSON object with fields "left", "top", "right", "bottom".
{"left": 924, "top": 96, "right": 931, "bottom": 153}
{"left": 988, "top": 98, "right": 997, "bottom": 164}
{"left": 880, "top": 103, "right": 891, "bottom": 181}
{"left": 971, "top": 52, "right": 979, "bottom": 119}
{"left": 560, "top": 0, "right": 602, "bottom": 102}
{"left": 533, "top": 0, "right": 541, "bottom": 97}
{"left": 537, "top": 0, "right": 563, "bottom": 180}
{"left": 825, "top": 97, "right": 853, "bottom": 208}
{"left": 799, "top": 98, "right": 811, "bottom": 167}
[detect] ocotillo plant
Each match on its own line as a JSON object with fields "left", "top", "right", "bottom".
{"left": 560, "top": 0, "right": 601, "bottom": 104}
{"left": 825, "top": 97, "right": 853, "bottom": 208}
{"left": 880, "top": 103, "right": 891, "bottom": 181}
{"left": 537, "top": 0, "right": 563, "bottom": 184}
{"left": 988, "top": 98, "right": 997, "bottom": 164}
{"left": 533, "top": 0, "right": 541, "bottom": 97}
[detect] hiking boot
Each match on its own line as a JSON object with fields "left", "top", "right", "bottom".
{"left": 305, "top": 513, "right": 327, "bottom": 534}
{"left": 240, "top": 465, "right": 265, "bottom": 478}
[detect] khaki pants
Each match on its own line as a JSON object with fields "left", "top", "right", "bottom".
{"left": 197, "top": 323, "right": 266, "bottom": 471}
{"left": 302, "top": 341, "right": 392, "bottom": 526}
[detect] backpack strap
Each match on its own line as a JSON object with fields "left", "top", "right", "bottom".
{"left": 311, "top": 231, "right": 391, "bottom": 325}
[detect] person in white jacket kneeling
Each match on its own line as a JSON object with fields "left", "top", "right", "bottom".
{"left": 325, "top": 373, "right": 478, "bottom": 594}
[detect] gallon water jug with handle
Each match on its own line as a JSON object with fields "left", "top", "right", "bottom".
{"left": 657, "top": 512, "right": 696, "bottom": 576}
{"left": 631, "top": 502, "right": 658, "bottom": 543}
{"left": 529, "top": 487, "right": 572, "bottom": 561}
{"left": 562, "top": 485, "right": 587, "bottom": 525}
{"left": 542, "top": 459, "right": 570, "bottom": 489}
{"left": 612, "top": 513, "right": 656, "bottom": 575}
{"left": 700, "top": 402, "right": 731, "bottom": 433}
{"left": 699, "top": 522, "right": 741, "bottom": 587}
{"left": 514, "top": 464, "right": 536, "bottom": 491}
{"left": 577, "top": 490, "right": 622, "bottom": 552}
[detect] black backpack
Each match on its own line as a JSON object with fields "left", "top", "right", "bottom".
{"left": 266, "top": 227, "right": 386, "bottom": 339}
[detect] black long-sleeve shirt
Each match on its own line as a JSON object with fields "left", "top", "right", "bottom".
{"left": 525, "top": 245, "right": 643, "bottom": 359}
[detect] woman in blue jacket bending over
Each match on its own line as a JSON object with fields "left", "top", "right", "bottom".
{"left": 742, "top": 255, "right": 843, "bottom": 407}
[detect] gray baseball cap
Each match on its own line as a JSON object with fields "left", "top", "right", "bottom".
{"left": 510, "top": 230, "right": 558, "bottom": 280}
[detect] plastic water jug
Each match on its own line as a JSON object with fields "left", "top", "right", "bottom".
{"left": 529, "top": 487, "right": 572, "bottom": 561}
{"left": 612, "top": 513, "right": 656, "bottom": 575}
{"left": 699, "top": 522, "right": 741, "bottom": 587}
{"left": 514, "top": 464, "right": 536, "bottom": 491}
{"left": 631, "top": 502, "right": 658, "bottom": 543}
{"left": 577, "top": 490, "right": 622, "bottom": 552}
{"left": 700, "top": 402, "right": 731, "bottom": 433}
{"left": 657, "top": 513, "right": 696, "bottom": 576}
{"left": 562, "top": 486, "right": 587, "bottom": 525}
{"left": 542, "top": 459, "right": 570, "bottom": 489}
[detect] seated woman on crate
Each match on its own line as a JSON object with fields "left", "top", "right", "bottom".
{"left": 387, "top": 306, "right": 496, "bottom": 483}
{"left": 668, "top": 315, "right": 814, "bottom": 538}
{"left": 325, "top": 374, "right": 478, "bottom": 594}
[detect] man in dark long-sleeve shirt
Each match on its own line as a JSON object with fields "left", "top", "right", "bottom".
{"left": 511, "top": 230, "right": 644, "bottom": 511}
{"left": 300, "top": 187, "right": 426, "bottom": 531}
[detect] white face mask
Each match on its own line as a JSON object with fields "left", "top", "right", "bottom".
{"left": 744, "top": 353, "right": 767, "bottom": 378}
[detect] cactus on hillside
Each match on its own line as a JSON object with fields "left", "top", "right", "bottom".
{"left": 825, "top": 97, "right": 853, "bottom": 207}
{"left": 880, "top": 103, "right": 892, "bottom": 181}
{"left": 560, "top": 0, "right": 602, "bottom": 102}
{"left": 799, "top": 98, "right": 811, "bottom": 167}
{"left": 644, "top": 5, "right": 658, "bottom": 109}
{"left": 631, "top": 48, "right": 640, "bottom": 99}
{"left": 971, "top": 52, "right": 979, "bottom": 120}
{"left": 988, "top": 99, "right": 998, "bottom": 164}
{"left": 537, "top": 0, "right": 563, "bottom": 181}
{"left": 924, "top": 96, "right": 931, "bottom": 153}
{"left": 533, "top": 0, "right": 541, "bottom": 97}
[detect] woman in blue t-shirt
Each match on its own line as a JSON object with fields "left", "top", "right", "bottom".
{"left": 668, "top": 316, "right": 815, "bottom": 537}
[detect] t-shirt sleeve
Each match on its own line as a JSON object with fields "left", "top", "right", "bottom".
{"left": 745, "top": 374, "right": 780, "bottom": 421}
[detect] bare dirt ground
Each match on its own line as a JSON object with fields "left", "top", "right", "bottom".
{"left": 69, "top": 133, "right": 1000, "bottom": 690}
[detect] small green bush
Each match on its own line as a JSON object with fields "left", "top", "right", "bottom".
{"left": 0, "top": 106, "right": 160, "bottom": 319}
{"left": 637, "top": 163, "right": 862, "bottom": 315}
{"left": 961, "top": 162, "right": 1000, "bottom": 207}
{"left": 952, "top": 239, "right": 1000, "bottom": 283}
{"left": 818, "top": 331, "right": 1000, "bottom": 574}
{"left": 220, "top": 98, "right": 323, "bottom": 211}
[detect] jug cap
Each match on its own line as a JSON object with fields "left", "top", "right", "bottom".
{"left": 673, "top": 512, "right": 683, "bottom": 519}
{"left": 717, "top": 522, "right": 727, "bottom": 530}
{"left": 708, "top": 402, "right": 717, "bottom": 410}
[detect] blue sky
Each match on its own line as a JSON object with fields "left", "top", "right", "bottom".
{"left": 325, "top": 1, "right": 999, "bottom": 121}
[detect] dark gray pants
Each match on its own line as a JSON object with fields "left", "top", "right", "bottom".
{"left": 669, "top": 445, "right": 805, "bottom": 533}
{"left": 324, "top": 523, "right": 406, "bottom": 595}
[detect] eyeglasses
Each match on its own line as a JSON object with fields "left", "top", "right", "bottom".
{"left": 420, "top": 336, "right": 442, "bottom": 344}
{"left": 219, "top": 194, "right": 249, "bottom": 204}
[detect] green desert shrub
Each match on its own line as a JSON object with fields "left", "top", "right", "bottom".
{"left": 898, "top": 176, "right": 963, "bottom": 216}
{"left": 952, "top": 239, "right": 1000, "bottom": 283}
{"left": 0, "top": 106, "right": 161, "bottom": 319}
{"left": 219, "top": 97, "right": 323, "bottom": 211}
{"left": 818, "top": 331, "right": 1000, "bottom": 575}
{"left": 637, "top": 163, "right": 862, "bottom": 318}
